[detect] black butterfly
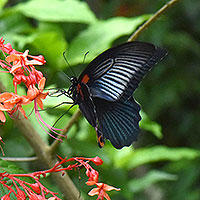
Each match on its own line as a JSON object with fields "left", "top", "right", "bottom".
{"left": 67, "top": 41, "right": 167, "bottom": 149}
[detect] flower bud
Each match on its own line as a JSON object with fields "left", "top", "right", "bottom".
{"left": 91, "top": 156, "right": 103, "bottom": 166}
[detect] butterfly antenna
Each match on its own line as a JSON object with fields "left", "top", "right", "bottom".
{"left": 37, "top": 101, "right": 74, "bottom": 112}
{"left": 63, "top": 51, "right": 76, "bottom": 77}
{"left": 83, "top": 51, "right": 89, "bottom": 64}
{"left": 52, "top": 104, "right": 74, "bottom": 128}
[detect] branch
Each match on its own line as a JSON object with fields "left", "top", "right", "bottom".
{"left": 128, "top": 0, "right": 180, "bottom": 42}
{"left": 0, "top": 156, "right": 38, "bottom": 162}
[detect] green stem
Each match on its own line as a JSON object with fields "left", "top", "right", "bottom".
{"left": 128, "top": 0, "right": 180, "bottom": 42}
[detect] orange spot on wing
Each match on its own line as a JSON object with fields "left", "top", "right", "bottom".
{"left": 81, "top": 74, "right": 89, "bottom": 83}
{"left": 98, "top": 135, "right": 105, "bottom": 148}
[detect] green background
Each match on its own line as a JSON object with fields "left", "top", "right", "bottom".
{"left": 0, "top": 0, "right": 200, "bottom": 199}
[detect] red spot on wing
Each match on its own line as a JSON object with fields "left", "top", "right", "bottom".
{"left": 77, "top": 74, "right": 89, "bottom": 100}
{"left": 81, "top": 74, "right": 90, "bottom": 84}
{"left": 77, "top": 83, "right": 81, "bottom": 91}
{"left": 77, "top": 83, "right": 83, "bottom": 97}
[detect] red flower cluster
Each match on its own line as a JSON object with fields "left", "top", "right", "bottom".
{"left": 64, "top": 156, "right": 120, "bottom": 200}
{"left": 0, "top": 37, "right": 47, "bottom": 122}
{"left": 0, "top": 37, "right": 63, "bottom": 138}
{"left": 0, "top": 156, "right": 120, "bottom": 200}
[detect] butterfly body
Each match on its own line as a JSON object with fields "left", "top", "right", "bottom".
{"left": 67, "top": 41, "right": 167, "bottom": 149}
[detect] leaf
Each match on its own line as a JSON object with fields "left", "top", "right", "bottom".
{"left": 0, "top": 10, "right": 32, "bottom": 35}
{"left": 66, "top": 15, "right": 151, "bottom": 65}
{"left": 0, "top": 159, "right": 24, "bottom": 174}
{"left": 30, "top": 31, "right": 67, "bottom": 70}
{"left": 0, "top": 0, "right": 8, "bottom": 10}
{"left": 114, "top": 146, "right": 200, "bottom": 169}
{"left": 140, "top": 111, "right": 163, "bottom": 139}
{"left": 128, "top": 170, "right": 177, "bottom": 193}
{"left": 0, "top": 159, "right": 34, "bottom": 182}
{"left": 16, "top": 0, "right": 97, "bottom": 24}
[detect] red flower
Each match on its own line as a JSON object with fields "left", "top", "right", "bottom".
{"left": 27, "top": 77, "right": 48, "bottom": 109}
{"left": 88, "top": 182, "right": 120, "bottom": 200}
{"left": 0, "top": 92, "right": 30, "bottom": 121}
{"left": 6, "top": 50, "right": 45, "bottom": 74}
{"left": 86, "top": 168, "right": 99, "bottom": 184}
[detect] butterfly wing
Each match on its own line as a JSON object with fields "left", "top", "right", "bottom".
{"left": 76, "top": 82, "right": 97, "bottom": 128}
{"left": 78, "top": 41, "right": 167, "bottom": 101}
{"left": 94, "top": 84, "right": 141, "bottom": 149}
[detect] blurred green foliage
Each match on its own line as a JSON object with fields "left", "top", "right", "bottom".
{"left": 0, "top": 0, "right": 200, "bottom": 199}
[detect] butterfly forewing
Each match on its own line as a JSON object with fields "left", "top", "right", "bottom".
{"left": 78, "top": 42, "right": 167, "bottom": 102}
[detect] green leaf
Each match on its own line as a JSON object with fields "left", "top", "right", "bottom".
{"left": 66, "top": 15, "right": 151, "bottom": 65}
{"left": 0, "top": 10, "right": 32, "bottom": 36}
{"left": 0, "top": 159, "right": 33, "bottom": 182}
{"left": 16, "top": 0, "right": 97, "bottom": 24}
{"left": 140, "top": 111, "right": 163, "bottom": 139}
{"left": 114, "top": 146, "right": 200, "bottom": 169}
{"left": 128, "top": 170, "right": 177, "bottom": 193}
{"left": 31, "top": 31, "right": 67, "bottom": 70}
{"left": 0, "top": 0, "right": 8, "bottom": 10}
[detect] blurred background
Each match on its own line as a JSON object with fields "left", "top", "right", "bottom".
{"left": 0, "top": 0, "right": 200, "bottom": 199}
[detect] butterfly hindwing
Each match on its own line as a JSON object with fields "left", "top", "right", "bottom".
{"left": 95, "top": 96, "right": 141, "bottom": 149}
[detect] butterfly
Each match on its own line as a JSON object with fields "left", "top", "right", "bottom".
{"left": 67, "top": 41, "right": 167, "bottom": 149}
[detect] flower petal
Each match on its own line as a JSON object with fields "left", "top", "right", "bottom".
{"left": 38, "top": 77, "right": 46, "bottom": 90}
{"left": 0, "top": 111, "right": 6, "bottom": 122}
{"left": 86, "top": 181, "right": 96, "bottom": 186}
{"left": 0, "top": 92, "right": 15, "bottom": 101}
{"left": 36, "top": 98, "right": 44, "bottom": 110}
{"left": 88, "top": 188, "right": 99, "bottom": 196}
{"left": 27, "top": 86, "right": 39, "bottom": 100}
{"left": 103, "top": 184, "right": 121, "bottom": 192}
{"left": 6, "top": 54, "right": 20, "bottom": 62}
{"left": 18, "top": 106, "right": 27, "bottom": 119}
